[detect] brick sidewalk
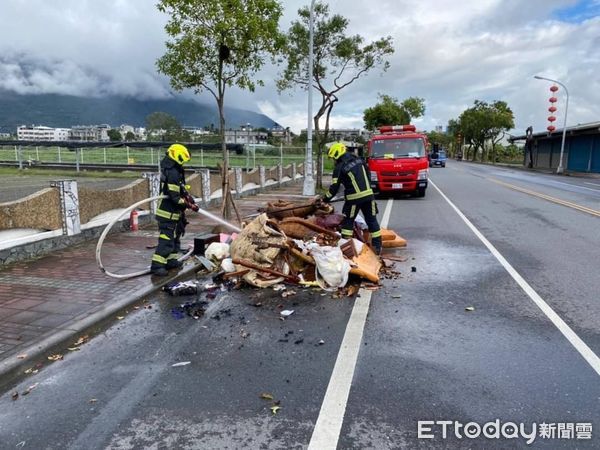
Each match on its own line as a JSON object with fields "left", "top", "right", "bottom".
{"left": 0, "top": 182, "right": 308, "bottom": 387}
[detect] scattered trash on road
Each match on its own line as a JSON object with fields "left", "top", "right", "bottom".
{"left": 172, "top": 361, "right": 191, "bottom": 367}
{"left": 21, "top": 383, "right": 39, "bottom": 395}
{"left": 465, "top": 306, "right": 476, "bottom": 312}
{"left": 47, "top": 354, "right": 63, "bottom": 361}
{"left": 260, "top": 393, "right": 274, "bottom": 400}
{"left": 280, "top": 310, "right": 294, "bottom": 317}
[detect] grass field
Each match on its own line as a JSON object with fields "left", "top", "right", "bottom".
{"left": 0, "top": 145, "right": 334, "bottom": 171}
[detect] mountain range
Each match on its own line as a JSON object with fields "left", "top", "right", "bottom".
{"left": 0, "top": 90, "right": 279, "bottom": 133}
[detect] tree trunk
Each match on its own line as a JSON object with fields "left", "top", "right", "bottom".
{"left": 218, "top": 97, "right": 231, "bottom": 220}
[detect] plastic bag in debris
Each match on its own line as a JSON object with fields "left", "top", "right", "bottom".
{"left": 221, "top": 258, "right": 236, "bottom": 273}
{"left": 163, "top": 280, "right": 199, "bottom": 296}
{"left": 205, "top": 242, "right": 230, "bottom": 261}
{"left": 309, "top": 245, "right": 350, "bottom": 291}
{"left": 354, "top": 213, "right": 368, "bottom": 230}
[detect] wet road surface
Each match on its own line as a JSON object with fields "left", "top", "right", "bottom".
{"left": 1, "top": 162, "right": 599, "bottom": 449}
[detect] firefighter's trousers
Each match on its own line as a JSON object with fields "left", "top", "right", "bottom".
{"left": 340, "top": 198, "right": 382, "bottom": 253}
{"left": 151, "top": 219, "right": 180, "bottom": 269}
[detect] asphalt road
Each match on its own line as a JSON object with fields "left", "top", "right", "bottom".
{"left": 1, "top": 162, "right": 599, "bottom": 449}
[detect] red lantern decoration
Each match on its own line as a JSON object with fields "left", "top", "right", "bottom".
{"left": 548, "top": 116, "right": 556, "bottom": 122}
{"left": 547, "top": 125, "right": 556, "bottom": 132}
{"left": 550, "top": 85, "right": 559, "bottom": 92}
{"left": 548, "top": 106, "right": 557, "bottom": 113}
{"left": 549, "top": 97, "right": 558, "bottom": 103}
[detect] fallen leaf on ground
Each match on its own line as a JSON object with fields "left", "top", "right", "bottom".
{"left": 11, "top": 392, "right": 18, "bottom": 401}
{"left": 47, "top": 354, "right": 63, "bottom": 361}
{"left": 73, "top": 335, "right": 89, "bottom": 346}
{"left": 17, "top": 354, "right": 27, "bottom": 359}
{"left": 23, "top": 368, "right": 32, "bottom": 374}
{"left": 270, "top": 405, "right": 281, "bottom": 415}
{"left": 68, "top": 347, "right": 81, "bottom": 352}
{"left": 116, "top": 316, "right": 125, "bottom": 320}
{"left": 260, "top": 393, "right": 274, "bottom": 400}
{"left": 171, "top": 361, "right": 191, "bottom": 367}
{"left": 465, "top": 306, "right": 475, "bottom": 312}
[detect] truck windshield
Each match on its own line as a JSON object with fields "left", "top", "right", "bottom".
{"left": 371, "top": 138, "right": 426, "bottom": 158}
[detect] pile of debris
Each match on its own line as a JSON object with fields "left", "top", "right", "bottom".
{"left": 182, "top": 198, "right": 407, "bottom": 293}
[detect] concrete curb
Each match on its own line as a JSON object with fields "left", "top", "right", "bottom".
{"left": 0, "top": 261, "right": 202, "bottom": 392}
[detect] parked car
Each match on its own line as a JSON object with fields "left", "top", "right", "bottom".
{"left": 429, "top": 150, "right": 447, "bottom": 167}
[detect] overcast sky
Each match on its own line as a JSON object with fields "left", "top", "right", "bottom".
{"left": 1, "top": 0, "right": 599, "bottom": 134}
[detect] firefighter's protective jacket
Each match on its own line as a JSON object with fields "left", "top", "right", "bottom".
{"left": 324, "top": 152, "right": 374, "bottom": 202}
{"left": 156, "top": 156, "right": 186, "bottom": 221}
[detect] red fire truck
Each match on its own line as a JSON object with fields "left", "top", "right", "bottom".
{"left": 366, "top": 124, "right": 430, "bottom": 197}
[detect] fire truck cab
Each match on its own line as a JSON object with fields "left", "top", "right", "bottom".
{"left": 366, "top": 125, "right": 429, "bottom": 197}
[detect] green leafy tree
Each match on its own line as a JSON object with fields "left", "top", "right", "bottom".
{"left": 145, "top": 111, "right": 182, "bottom": 140}
{"left": 125, "top": 131, "right": 136, "bottom": 141}
{"left": 363, "top": 95, "right": 425, "bottom": 131}
{"left": 278, "top": 2, "right": 394, "bottom": 188}
{"left": 107, "top": 129, "right": 122, "bottom": 141}
{"left": 426, "top": 130, "right": 452, "bottom": 150}
{"left": 157, "top": 0, "right": 284, "bottom": 219}
{"left": 458, "top": 100, "right": 514, "bottom": 162}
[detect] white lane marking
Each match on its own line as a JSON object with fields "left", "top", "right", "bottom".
{"left": 308, "top": 199, "right": 393, "bottom": 450}
{"left": 430, "top": 180, "right": 600, "bottom": 377}
{"left": 547, "top": 179, "right": 600, "bottom": 193}
{"left": 584, "top": 181, "right": 600, "bottom": 188}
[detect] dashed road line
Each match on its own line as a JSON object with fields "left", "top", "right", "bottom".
{"left": 431, "top": 180, "right": 600, "bottom": 377}
{"left": 307, "top": 198, "right": 393, "bottom": 450}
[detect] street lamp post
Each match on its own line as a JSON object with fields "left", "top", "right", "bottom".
{"left": 302, "top": 0, "right": 316, "bottom": 196}
{"left": 534, "top": 75, "right": 569, "bottom": 174}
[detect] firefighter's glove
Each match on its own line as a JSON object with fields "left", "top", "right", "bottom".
{"left": 186, "top": 198, "right": 199, "bottom": 212}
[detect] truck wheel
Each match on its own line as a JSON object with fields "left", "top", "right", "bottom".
{"left": 416, "top": 187, "right": 426, "bottom": 198}
{"left": 442, "top": 164, "right": 446, "bottom": 168}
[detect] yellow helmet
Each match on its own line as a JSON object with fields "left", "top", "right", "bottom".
{"left": 328, "top": 142, "right": 347, "bottom": 160}
{"left": 167, "top": 143, "right": 191, "bottom": 165}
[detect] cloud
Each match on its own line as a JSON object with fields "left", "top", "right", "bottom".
{"left": 0, "top": 0, "right": 598, "bottom": 135}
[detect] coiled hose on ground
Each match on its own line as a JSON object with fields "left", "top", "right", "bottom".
{"left": 96, "top": 195, "right": 242, "bottom": 279}
{"left": 95, "top": 195, "right": 193, "bottom": 279}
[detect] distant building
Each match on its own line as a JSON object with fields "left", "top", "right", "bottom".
{"left": 182, "top": 126, "right": 212, "bottom": 136}
{"left": 509, "top": 121, "right": 600, "bottom": 173}
{"left": 224, "top": 125, "right": 267, "bottom": 145}
{"left": 435, "top": 125, "right": 444, "bottom": 133}
{"left": 301, "top": 128, "right": 368, "bottom": 141}
{"left": 270, "top": 126, "right": 293, "bottom": 145}
{"left": 17, "top": 125, "right": 70, "bottom": 141}
{"left": 119, "top": 124, "right": 146, "bottom": 140}
{"left": 0, "top": 132, "right": 12, "bottom": 140}
{"left": 70, "top": 124, "right": 110, "bottom": 142}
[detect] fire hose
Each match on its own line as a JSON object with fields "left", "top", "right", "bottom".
{"left": 96, "top": 195, "right": 241, "bottom": 280}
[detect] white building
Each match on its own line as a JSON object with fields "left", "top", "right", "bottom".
{"left": 17, "top": 125, "right": 70, "bottom": 141}
{"left": 301, "top": 128, "right": 368, "bottom": 141}
{"left": 224, "top": 125, "right": 267, "bottom": 145}
{"left": 70, "top": 124, "right": 110, "bottom": 142}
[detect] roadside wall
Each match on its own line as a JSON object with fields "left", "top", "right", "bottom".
{"left": 0, "top": 162, "right": 305, "bottom": 265}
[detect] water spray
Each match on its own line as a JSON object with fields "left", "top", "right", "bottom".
{"left": 96, "top": 195, "right": 241, "bottom": 280}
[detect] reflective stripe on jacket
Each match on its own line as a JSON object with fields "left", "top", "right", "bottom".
{"left": 324, "top": 153, "right": 373, "bottom": 202}
{"left": 156, "top": 155, "right": 186, "bottom": 221}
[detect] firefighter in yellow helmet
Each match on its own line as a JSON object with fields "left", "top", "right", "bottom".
{"left": 322, "top": 142, "right": 382, "bottom": 254}
{"left": 150, "top": 144, "right": 197, "bottom": 276}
